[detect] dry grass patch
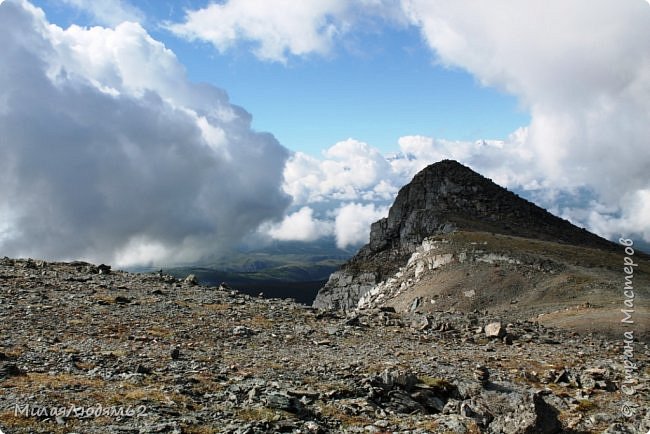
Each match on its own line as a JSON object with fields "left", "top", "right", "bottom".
{"left": 413, "top": 417, "right": 482, "bottom": 433}
{"left": 236, "top": 406, "right": 292, "bottom": 422}
{"left": 3, "top": 372, "right": 105, "bottom": 391}
{"left": 200, "top": 303, "right": 231, "bottom": 312}
{"left": 245, "top": 315, "right": 274, "bottom": 328}
{"left": 418, "top": 376, "right": 454, "bottom": 393}
{"left": 94, "top": 294, "right": 117, "bottom": 304}
{"left": 0, "top": 346, "right": 24, "bottom": 358}
{"left": 575, "top": 399, "right": 597, "bottom": 411}
{"left": 74, "top": 361, "right": 97, "bottom": 370}
{"left": 182, "top": 425, "right": 221, "bottom": 434}
{"left": 99, "top": 385, "right": 190, "bottom": 410}
{"left": 146, "top": 326, "right": 173, "bottom": 338}
{"left": 318, "top": 404, "right": 372, "bottom": 428}
{"left": 100, "top": 323, "right": 131, "bottom": 337}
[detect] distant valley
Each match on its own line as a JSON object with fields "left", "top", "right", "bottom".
{"left": 132, "top": 240, "right": 355, "bottom": 304}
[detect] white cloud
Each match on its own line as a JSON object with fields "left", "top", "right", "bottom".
{"left": 0, "top": 0, "right": 290, "bottom": 266}
{"left": 264, "top": 207, "right": 333, "bottom": 242}
{"left": 284, "top": 133, "right": 536, "bottom": 207}
{"left": 571, "top": 190, "right": 650, "bottom": 243}
{"left": 261, "top": 200, "right": 389, "bottom": 249}
{"left": 334, "top": 203, "right": 389, "bottom": 248}
{"left": 167, "top": 0, "right": 405, "bottom": 62}
{"left": 402, "top": 0, "right": 650, "bottom": 240}
{"left": 283, "top": 138, "right": 396, "bottom": 204}
{"left": 167, "top": 0, "right": 348, "bottom": 62}
{"left": 57, "top": 0, "right": 144, "bottom": 26}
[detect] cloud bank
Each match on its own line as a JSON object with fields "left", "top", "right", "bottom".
{"left": 0, "top": 0, "right": 290, "bottom": 266}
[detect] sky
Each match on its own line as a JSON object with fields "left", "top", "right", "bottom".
{"left": 1, "top": 0, "right": 649, "bottom": 266}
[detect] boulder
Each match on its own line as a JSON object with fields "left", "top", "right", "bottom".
{"left": 183, "top": 274, "right": 198, "bottom": 286}
{"left": 485, "top": 322, "right": 506, "bottom": 338}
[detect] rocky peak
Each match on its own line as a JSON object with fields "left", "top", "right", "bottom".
{"left": 366, "top": 159, "right": 613, "bottom": 256}
{"left": 313, "top": 159, "right": 619, "bottom": 311}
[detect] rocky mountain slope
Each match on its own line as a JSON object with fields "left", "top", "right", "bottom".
{"left": 312, "top": 160, "right": 649, "bottom": 340}
{"left": 1, "top": 258, "right": 649, "bottom": 433}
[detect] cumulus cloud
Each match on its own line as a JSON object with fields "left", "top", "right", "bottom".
{"left": 261, "top": 202, "right": 389, "bottom": 249}
{"left": 264, "top": 207, "right": 333, "bottom": 242}
{"left": 0, "top": 0, "right": 290, "bottom": 266}
{"left": 263, "top": 139, "right": 402, "bottom": 247}
{"left": 167, "top": 0, "right": 404, "bottom": 62}
{"left": 284, "top": 138, "right": 397, "bottom": 205}
{"left": 167, "top": 0, "right": 345, "bottom": 62}
{"left": 334, "top": 203, "right": 389, "bottom": 248}
{"left": 57, "top": 0, "right": 144, "bottom": 26}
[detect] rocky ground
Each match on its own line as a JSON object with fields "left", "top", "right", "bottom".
{"left": 353, "top": 232, "right": 649, "bottom": 340}
{"left": 1, "top": 257, "right": 649, "bottom": 433}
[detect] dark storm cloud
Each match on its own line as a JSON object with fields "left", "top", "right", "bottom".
{"left": 0, "top": 0, "right": 290, "bottom": 265}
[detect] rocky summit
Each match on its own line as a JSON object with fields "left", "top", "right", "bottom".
{"left": 0, "top": 257, "right": 649, "bottom": 433}
{"left": 312, "top": 161, "right": 649, "bottom": 340}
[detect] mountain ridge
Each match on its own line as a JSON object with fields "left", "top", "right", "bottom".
{"left": 313, "top": 160, "right": 649, "bottom": 338}
{"left": 365, "top": 159, "right": 616, "bottom": 256}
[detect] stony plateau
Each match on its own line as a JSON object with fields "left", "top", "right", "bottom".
{"left": 0, "top": 258, "right": 649, "bottom": 433}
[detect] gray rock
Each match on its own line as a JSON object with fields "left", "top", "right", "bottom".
{"left": 485, "top": 391, "right": 562, "bottom": 434}
{"left": 312, "top": 270, "right": 377, "bottom": 311}
{"left": 473, "top": 364, "right": 490, "bottom": 385}
{"left": 410, "top": 390, "right": 445, "bottom": 412}
{"left": 265, "top": 392, "right": 301, "bottom": 413}
{"left": 601, "top": 423, "right": 636, "bottom": 434}
{"left": 183, "top": 274, "right": 198, "bottom": 286}
{"left": 114, "top": 295, "right": 131, "bottom": 304}
{"left": 485, "top": 322, "right": 505, "bottom": 338}
{"left": 453, "top": 379, "right": 483, "bottom": 399}
{"left": 384, "top": 389, "right": 427, "bottom": 414}
{"left": 232, "top": 326, "right": 254, "bottom": 336}
{"left": 460, "top": 399, "right": 493, "bottom": 427}
{"left": 376, "top": 369, "right": 419, "bottom": 391}
{"left": 0, "top": 363, "right": 25, "bottom": 378}
{"left": 431, "top": 414, "right": 479, "bottom": 433}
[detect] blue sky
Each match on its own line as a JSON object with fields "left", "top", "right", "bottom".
{"left": 165, "top": 26, "right": 530, "bottom": 154}
{"left": 31, "top": 0, "right": 529, "bottom": 155}
{"left": 2, "top": 0, "right": 649, "bottom": 265}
